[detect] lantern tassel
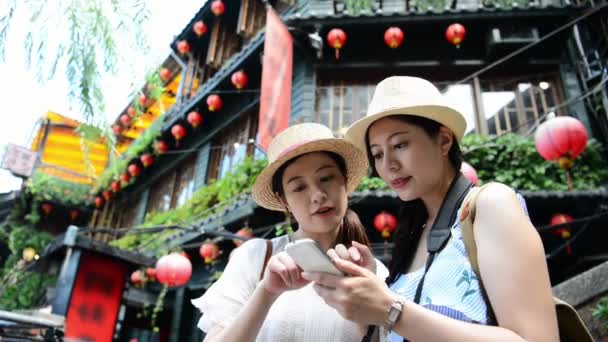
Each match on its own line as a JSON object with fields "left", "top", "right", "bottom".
{"left": 566, "top": 170, "right": 573, "bottom": 192}
{"left": 335, "top": 48, "right": 340, "bottom": 60}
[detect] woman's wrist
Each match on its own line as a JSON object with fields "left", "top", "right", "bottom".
{"left": 256, "top": 281, "right": 280, "bottom": 302}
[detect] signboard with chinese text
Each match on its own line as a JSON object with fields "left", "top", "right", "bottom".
{"left": 1, "top": 143, "right": 37, "bottom": 178}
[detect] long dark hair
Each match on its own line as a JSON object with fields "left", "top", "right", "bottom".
{"left": 271, "top": 151, "right": 370, "bottom": 247}
{"left": 364, "top": 115, "right": 462, "bottom": 284}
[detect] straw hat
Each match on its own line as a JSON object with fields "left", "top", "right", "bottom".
{"left": 344, "top": 76, "right": 467, "bottom": 152}
{"left": 252, "top": 123, "right": 368, "bottom": 211}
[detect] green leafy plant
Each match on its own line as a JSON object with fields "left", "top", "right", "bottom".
{"left": 593, "top": 296, "right": 608, "bottom": 334}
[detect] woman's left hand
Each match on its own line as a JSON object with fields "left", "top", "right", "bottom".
{"left": 302, "top": 258, "right": 396, "bottom": 326}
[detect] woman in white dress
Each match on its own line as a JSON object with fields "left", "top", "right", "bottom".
{"left": 192, "top": 123, "right": 388, "bottom": 342}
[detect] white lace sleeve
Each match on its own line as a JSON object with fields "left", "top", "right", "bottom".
{"left": 191, "top": 238, "right": 268, "bottom": 332}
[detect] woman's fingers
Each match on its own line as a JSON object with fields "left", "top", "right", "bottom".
{"left": 301, "top": 271, "right": 342, "bottom": 288}
{"left": 352, "top": 241, "right": 373, "bottom": 261}
{"left": 268, "top": 257, "right": 291, "bottom": 286}
{"left": 335, "top": 244, "right": 351, "bottom": 260}
{"left": 327, "top": 248, "right": 339, "bottom": 262}
{"left": 334, "top": 258, "right": 373, "bottom": 278}
{"left": 277, "top": 252, "right": 301, "bottom": 286}
{"left": 347, "top": 246, "right": 362, "bottom": 263}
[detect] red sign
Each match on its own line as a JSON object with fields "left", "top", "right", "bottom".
{"left": 259, "top": 6, "right": 293, "bottom": 151}
{"left": 65, "top": 253, "right": 127, "bottom": 341}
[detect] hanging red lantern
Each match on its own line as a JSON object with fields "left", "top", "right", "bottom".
{"left": 211, "top": 0, "right": 225, "bottom": 16}
{"left": 102, "top": 190, "right": 113, "bottom": 201}
{"left": 446, "top": 23, "right": 466, "bottom": 48}
{"left": 461, "top": 162, "right": 479, "bottom": 186}
{"left": 206, "top": 94, "right": 223, "bottom": 112}
{"left": 120, "top": 114, "right": 131, "bottom": 126}
{"left": 177, "top": 40, "right": 190, "bottom": 55}
{"left": 155, "top": 140, "right": 169, "bottom": 154}
{"left": 70, "top": 209, "right": 80, "bottom": 222}
{"left": 159, "top": 68, "right": 172, "bottom": 83}
{"left": 199, "top": 242, "right": 220, "bottom": 264}
{"left": 41, "top": 203, "right": 53, "bottom": 216}
{"left": 374, "top": 211, "right": 398, "bottom": 239}
{"left": 94, "top": 196, "right": 105, "bottom": 208}
{"left": 138, "top": 94, "right": 147, "bottom": 107}
{"left": 550, "top": 213, "right": 574, "bottom": 255}
{"left": 120, "top": 172, "right": 131, "bottom": 185}
{"left": 535, "top": 116, "right": 588, "bottom": 190}
{"left": 128, "top": 163, "right": 141, "bottom": 177}
{"left": 140, "top": 153, "right": 154, "bottom": 168}
{"left": 111, "top": 181, "right": 121, "bottom": 193}
{"left": 384, "top": 27, "right": 404, "bottom": 49}
{"left": 130, "top": 270, "right": 145, "bottom": 287}
{"left": 146, "top": 267, "right": 157, "bottom": 282}
{"left": 193, "top": 20, "right": 207, "bottom": 37}
{"left": 327, "top": 28, "right": 347, "bottom": 59}
{"left": 234, "top": 227, "right": 254, "bottom": 247}
{"left": 127, "top": 106, "right": 136, "bottom": 117}
{"left": 112, "top": 124, "right": 123, "bottom": 135}
{"left": 231, "top": 70, "right": 249, "bottom": 90}
{"left": 187, "top": 111, "right": 203, "bottom": 128}
{"left": 155, "top": 253, "right": 192, "bottom": 287}
{"left": 171, "top": 124, "right": 187, "bottom": 147}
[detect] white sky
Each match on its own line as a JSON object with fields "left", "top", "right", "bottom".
{"left": 0, "top": 1, "right": 204, "bottom": 192}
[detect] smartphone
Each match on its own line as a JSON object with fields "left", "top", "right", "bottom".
{"left": 284, "top": 238, "right": 344, "bottom": 276}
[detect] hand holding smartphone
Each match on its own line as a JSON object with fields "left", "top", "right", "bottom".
{"left": 284, "top": 238, "right": 344, "bottom": 276}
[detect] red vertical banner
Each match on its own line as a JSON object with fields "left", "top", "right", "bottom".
{"left": 259, "top": 6, "right": 293, "bottom": 151}
{"left": 65, "top": 253, "right": 127, "bottom": 341}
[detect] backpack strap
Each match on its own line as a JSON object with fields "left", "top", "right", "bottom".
{"left": 259, "top": 239, "right": 273, "bottom": 281}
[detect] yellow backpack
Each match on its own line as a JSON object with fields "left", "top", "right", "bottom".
{"left": 459, "top": 184, "right": 594, "bottom": 342}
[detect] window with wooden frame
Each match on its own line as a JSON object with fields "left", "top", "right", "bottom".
{"left": 207, "top": 113, "right": 258, "bottom": 181}
{"left": 206, "top": 19, "right": 242, "bottom": 69}
{"left": 146, "top": 172, "right": 176, "bottom": 216}
{"left": 118, "top": 193, "right": 143, "bottom": 228}
{"left": 172, "top": 157, "right": 196, "bottom": 208}
{"left": 237, "top": 0, "right": 266, "bottom": 40}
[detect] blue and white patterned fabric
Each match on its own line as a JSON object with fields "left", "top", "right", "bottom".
{"left": 386, "top": 192, "right": 528, "bottom": 341}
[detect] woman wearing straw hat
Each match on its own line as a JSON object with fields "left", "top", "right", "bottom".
{"left": 302, "top": 77, "right": 559, "bottom": 341}
{"left": 192, "top": 123, "right": 388, "bottom": 342}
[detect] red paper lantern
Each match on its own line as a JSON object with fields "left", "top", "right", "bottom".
{"left": 199, "top": 242, "right": 220, "bottom": 264}
{"left": 234, "top": 227, "right": 254, "bottom": 247}
{"left": 41, "top": 203, "right": 53, "bottom": 216}
{"left": 127, "top": 106, "right": 136, "bottom": 117}
{"left": 206, "top": 94, "right": 223, "bottom": 112}
{"left": 94, "top": 196, "right": 105, "bottom": 208}
{"left": 461, "top": 162, "right": 479, "bottom": 186}
{"left": 155, "top": 140, "right": 169, "bottom": 154}
{"left": 112, "top": 124, "right": 123, "bottom": 135}
{"left": 374, "top": 211, "right": 398, "bottom": 239}
{"left": 193, "top": 20, "right": 207, "bottom": 37}
{"left": 160, "top": 68, "right": 172, "bottom": 83}
{"left": 120, "top": 114, "right": 131, "bottom": 126}
{"left": 187, "top": 111, "right": 203, "bottom": 128}
{"left": 138, "top": 94, "right": 147, "bottom": 107}
{"left": 120, "top": 172, "right": 131, "bottom": 184}
{"left": 550, "top": 213, "right": 574, "bottom": 255}
{"left": 327, "top": 28, "right": 347, "bottom": 59}
{"left": 70, "top": 209, "right": 80, "bottom": 222}
{"left": 146, "top": 267, "right": 157, "bottom": 282}
{"left": 130, "top": 270, "right": 144, "bottom": 286}
{"left": 177, "top": 40, "right": 190, "bottom": 55}
{"left": 535, "top": 116, "right": 588, "bottom": 170}
{"left": 155, "top": 253, "right": 192, "bottom": 287}
{"left": 211, "top": 0, "right": 225, "bottom": 16}
{"left": 102, "top": 190, "right": 113, "bottom": 201}
{"left": 446, "top": 23, "right": 466, "bottom": 47}
{"left": 171, "top": 124, "right": 187, "bottom": 146}
{"left": 128, "top": 163, "right": 141, "bottom": 177}
{"left": 140, "top": 153, "right": 154, "bottom": 168}
{"left": 384, "top": 27, "right": 404, "bottom": 49}
{"left": 231, "top": 70, "right": 248, "bottom": 90}
{"left": 111, "top": 181, "right": 121, "bottom": 193}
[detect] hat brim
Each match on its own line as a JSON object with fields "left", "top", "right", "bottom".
{"left": 345, "top": 105, "right": 467, "bottom": 152}
{"left": 252, "top": 138, "right": 369, "bottom": 211}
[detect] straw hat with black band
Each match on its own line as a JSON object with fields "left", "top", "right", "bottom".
{"left": 252, "top": 123, "right": 368, "bottom": 212}
{"left": 345, "top": 76, "right": 467, "bottom": 152}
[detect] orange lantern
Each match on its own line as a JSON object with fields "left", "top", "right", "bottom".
{"left": 211, "top": 0, "right": 225, "bottom": 16}
{"left": 193, "top": 20, "right": 207, "bottom": 37}
{"left": 138, "top": 94, "right": 147, "bottom": 107}
{"left": 94, "top": 196, "right": 105, "bottom": 208}
{"left": 206, "top": 94, "right": 223, "bottom": 112}
{"left": 199, "top": 242, "right": 220, "bottom": 264}
{"left": 112, "top": 124, "right": 123, "bottom": 135}
{"left": 374, "top": 211, "right": 397, "bottom": 239}
{"left": 127, "top": 106, "right": 136, "bottom": 117}
{"left": 41, "top": 203, "right": 53, "bottom": 216}
{"left": 550, "top": 213, "right": 574, "bottom": 255}
{"left": 70, "top": 209, "right": 80, "bottom": 222}
{"left": 234, "top": 227, "right": 254, "bottom": 247}
{"left": 159, "top": 68, "right": 172, "bottom": 83}
{"left": 177, "top": 40, "right": 190, "bottom": 55}
{"left": 120, "top": 172, "right": 131, "bottom": 185}
{"left": 187, "top": 111, "right": 203, "bottom": 128}
{"left": 327, "top": 28, "right": 347, "bottom": 59}
{"left": 231, "top": 70, "right": 249, "bottom": 90}
{"left": 446, "top": 23, "right": 466, "bottom": 48}
{"left": 111, "top": 181, "right": 121, "bottom": 193}
{"left": 384, "top": 27, "right": 404, "bottom": 49}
